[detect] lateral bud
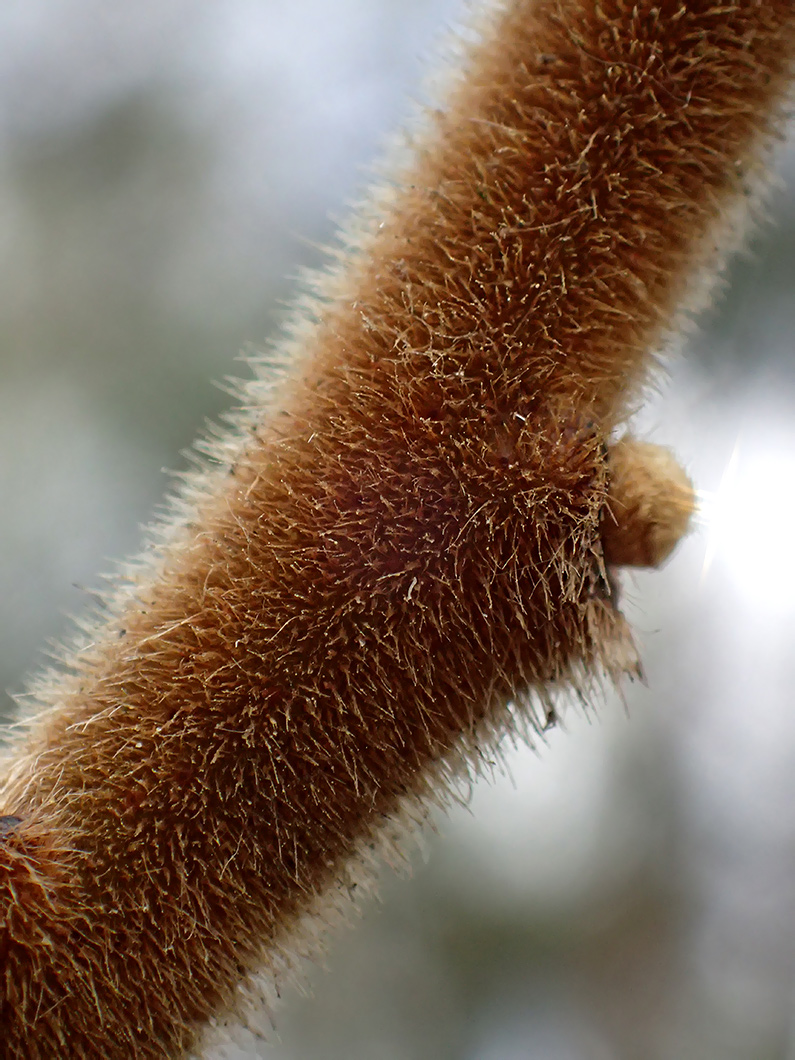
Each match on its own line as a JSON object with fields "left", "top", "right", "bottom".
{"left": 602, "top": 438, "right": 695, "bottom": 569}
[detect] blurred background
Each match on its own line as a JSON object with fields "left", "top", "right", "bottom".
{"left": 0, "top": 3, "right": 793, "bottom": 1058}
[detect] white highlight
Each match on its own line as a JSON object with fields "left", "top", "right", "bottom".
{"left": 700, "top": 434, "right": 795, "bottom": 615}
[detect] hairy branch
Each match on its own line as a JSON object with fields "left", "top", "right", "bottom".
{"left": 1, "top": 1, "right": 793, "bottom": 1056}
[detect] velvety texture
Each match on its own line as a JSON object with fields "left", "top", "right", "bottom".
{"left": 1, "top": 1, "right": 792, "bottom": 1055}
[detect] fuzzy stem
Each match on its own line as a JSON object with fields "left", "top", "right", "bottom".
{"left": 1, "top": 1, "right": 793, "bottom": 1056}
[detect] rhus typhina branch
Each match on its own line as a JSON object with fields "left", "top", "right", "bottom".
{"left": 1, "top": 1, "right": 793, "bottom": 1056}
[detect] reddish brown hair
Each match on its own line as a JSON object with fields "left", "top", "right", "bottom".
{"left": 1, "top": 1, "right": 792, "bottom": 1055}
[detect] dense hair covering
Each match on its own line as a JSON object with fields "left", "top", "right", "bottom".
{"left": 1, "top": 1, "right": 792, "bottom": 1055}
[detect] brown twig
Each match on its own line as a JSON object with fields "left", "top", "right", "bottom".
{"left": 1, "top": 1, "right": 792, "bottom": 1056}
